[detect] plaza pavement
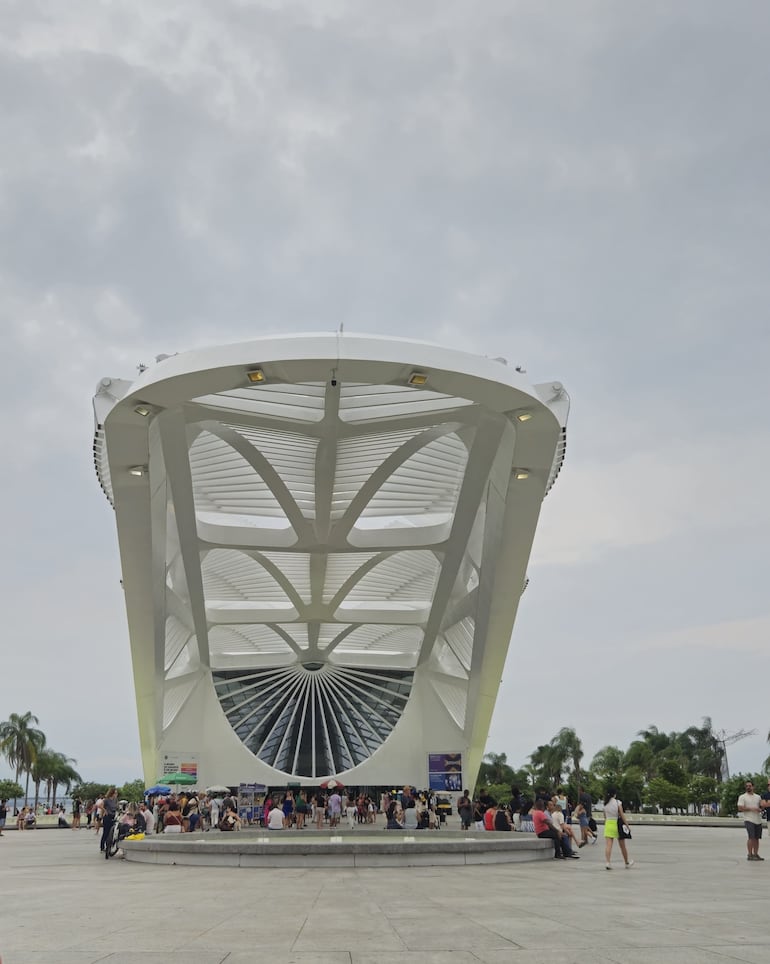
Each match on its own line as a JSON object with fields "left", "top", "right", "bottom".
{"left": 1, "top": 822, "right": 768, "bottom": 963}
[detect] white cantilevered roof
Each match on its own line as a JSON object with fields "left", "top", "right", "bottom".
{"left": 93, "top": 333, "right": 569, "bottom": 782}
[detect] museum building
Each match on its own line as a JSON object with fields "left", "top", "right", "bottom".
{"left": 93, "top": 333, "right": 569, "bottom": 792}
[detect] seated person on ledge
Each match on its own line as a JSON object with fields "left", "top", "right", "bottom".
{"left": 532, "top": 800, "right": 578, "bottom": 859}
{"left": 220, "top": 806, "right": 242, "bottom": 831}
{"left": 267, "top": 806, "right": 285, "bottom": 830}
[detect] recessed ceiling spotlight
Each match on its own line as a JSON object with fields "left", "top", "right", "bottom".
{"left": 516, "top": 411, "right": 533, "bottom": 422}
{"left": 134, "top": 403, "right": 152, "bottom": 417}
{"left": 408, "top": 371, "right": 429, "bottom": 386}
{"left": 128, "top": 465, "right": 148, "bottom": 477}
{"left": 246, "top": 368, "right": 266, "bottom": 384}
{"left": 514, "top": 470, "right": 530, "bottom": 480}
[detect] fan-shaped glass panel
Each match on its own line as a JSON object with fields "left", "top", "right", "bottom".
{"left": 214, "top": 664, "right": 413, "bottom": 777}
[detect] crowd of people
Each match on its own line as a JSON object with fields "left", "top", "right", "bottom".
{"left": 3, "top": 782, "right": 641, "bottom": 870}
{"left": 458, "top": 784, "right": 635, "bottom": 867}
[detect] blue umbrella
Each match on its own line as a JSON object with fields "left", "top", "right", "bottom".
{"left": 145, "top": 784, "right": 171, "bottom": 796}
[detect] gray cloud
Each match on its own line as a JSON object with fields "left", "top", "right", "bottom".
{"left": 1, "top": 0, "right": 768, "bottom": 781}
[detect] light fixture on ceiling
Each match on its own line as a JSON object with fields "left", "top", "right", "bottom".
{"left": 134, "top": 403, "right": 152, "bottom": 417}
{"left": 408, "top": 371, "right": 429, "bottom": 386}
{"left": 246, "top": 368, "right": 266, "bottom": 384}
{"left": 514, "top": 469, "right": 530, "bottom": 480}
{"left": 128, "top": 465, "right": 148, "bottom": 477}
{"left": 516, "top": 411, "right": 533, "bottom": 422}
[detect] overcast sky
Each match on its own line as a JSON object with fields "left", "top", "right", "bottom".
{"left": 2, "top": 0, "right": 768, "bottom": 786}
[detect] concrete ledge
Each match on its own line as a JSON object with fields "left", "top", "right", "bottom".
{"left": 122, "top": 830, "right": 554, "bottom": 867}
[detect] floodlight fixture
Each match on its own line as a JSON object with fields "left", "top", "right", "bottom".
{"left": 128, "top": 465, "right": 148, "bottom": 477}
{"left": 134, "top": 403, "right": 153, "bottom": 417}
{"left": 408, "top": 371, "right": 429, "bottom": 386}
{"left": 514, "top": 469, "right": 530, "bottom": 480}
{"left": 516, "top": 411, "right": 533, "bottom": 422}
{"left": 246, "top": 368, "right": 266, "bottom": 384}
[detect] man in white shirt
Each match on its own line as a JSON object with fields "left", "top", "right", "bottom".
{"left": 267, "top": 806, "right": 285, "bottom": 830}
{"left": 738, "top": 780, "right": 764, "bottom": 861}
{"left": 139, "top": 803, "right": 155, "bottom": 835}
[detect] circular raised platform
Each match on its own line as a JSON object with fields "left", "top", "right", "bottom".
{"left": 122, "top": 829, "right": 553, "bottom": 868}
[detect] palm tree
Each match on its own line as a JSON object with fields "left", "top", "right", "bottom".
{"left": 550, "top": 727, "right": 583, "bottom": 793}
{"left": 0, "top": 712, "right": 46, "bottom": 806}
{"left": 678, "top": 717, "right": 724, "bottom": 781}
{"left": 637, "top": 724, "right": 672, "bottom": 755}
{"left": 530, "top": 742, "right": 566, "bottom": 788}
{"left": 590, "top": 745, "right": 624, "bottom": 783}
{"left": 31, "top": 750, "right": 58, "bottom": 811}
{"left": 483, "top": 752, "right": 510, "bottom": 784}
{"left": 49, "top": 753, "right": 81, "bottom": 807}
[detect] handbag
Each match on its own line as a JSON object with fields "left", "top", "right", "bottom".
{"left": 588, "top": 817, "right": 597, "bottom": 832}
{"left": 617, "top": 810, "right": 632, "bottom": 840}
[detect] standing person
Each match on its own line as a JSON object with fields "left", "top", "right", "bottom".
{"left": 345, "top": 795, "right": 357, "bottom": 830}
{"left": 315, "top": 793, "right": 326, "bottom": 830}
{"left": 72, "top": 797, "right": 82, "bottom": 829}
{"left": 0, "top": 799, "right": 7, "bottom": 836}
{"left": 603, "top": 788, "right": 633, "bottom": 870}
{"left": 100, "top": 788, "right": 118, "bottom": 854}
{"left": 295, "top": 792, "right": 308, "bottom": 829}
{"left": 210, "top": 795, "right": 221, "bottom": 831}
{"left": 738, "top": 779, "right": 765, "bottom": 861}
{"left": 328, "top": 789, "right": 342, "bottom": 828}
{"left": 573, "top": 801, "right": 596, "bottom": 847}
{"left": 93, "top": 796, "right": 104, "bottom": 834}
{"left": 760, "top": 779, "right": 770, "bottom": 834}
{"left": 282, "top": 791, "right": 295, "bottom": 829}
{"left": 457, "top": 789, "right": 473, "bottom": 831}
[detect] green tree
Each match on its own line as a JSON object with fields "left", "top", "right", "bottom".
{"left": 624, "top": 740, "right": 656, "bottom": 781}
{"left": 0, "top": 712, "right": 46, "bottom": 806}
{"left": 617, "top": 765, "right": 645, "bottom": 812}
{"left": 688, "top": 775, "right": 718, "bottom": 811}
{"left": 31, "top": 750, "right": 58, "bottom": 810}
{"left": 0, "top": 779, "right": 24, "bottom": 802}
{"left": 529, "top": 743, "right": 566, "bottom": 788}
{"left": 550, "top": 727, "right": 583, "bottom": 797}
{"left": 646, "top": 777, "right": 687, "bottom": 813}
{"left": 48, "top": 753, "right": 82, "bottom": 807}
{"left": 658, "top": 758, "right": 688, "bottom": 787}
{"left": 719, "top": 773, "right": 765, "bottom": 816}
{"left": 478, "top": 752, "right": 514, "bottom": 787}
{"left": 677, "top": 717, "right": 724, "bottom": 781}
{"left": 71, "top": 782, "right": 111, "bottom": 804}
{"left": 118, "top": 779, "right": 146, "bottom": 803}
{"left": 590, "top": 746, "right": 624, "bottom": 785}
{"left": 637, "top": 725, "right": 672, "bottom": 755}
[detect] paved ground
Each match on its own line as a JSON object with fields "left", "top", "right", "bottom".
{"left": 0, "top": 823, "right": 768, "bottom": 963}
